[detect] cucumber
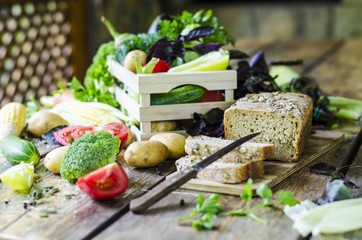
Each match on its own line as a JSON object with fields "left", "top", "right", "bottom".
{"left": 151, "top": 85, "right": 205, "bottom": 105}
{"left": 1, "top": 135, "right": 40, "bottom": 166}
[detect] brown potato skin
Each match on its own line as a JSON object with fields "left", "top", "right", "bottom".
{"left": 124, "top": 50, "right": 147, "bottom": 73}
{"left": 27, "top": 110, "right": 68, "bottom": 137}
{"left": 124, "top": 140, "right": 169, "bottom": 168}
{"left": 150, "top": 133, "right": 186, "bottom": 159}
{"left": 44, "top": 146, "right": 70, "bottom": 174}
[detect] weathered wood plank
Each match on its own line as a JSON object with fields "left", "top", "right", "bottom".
{"left": 0, "top": 145, "right": 176, "bottom": 240}
{"left": 92, "top": 130, "right": 346, "bottom": 240}
{"left": 309, "top": 38, "right": 362, "bottom": 100}
{"left": 262, "top": 39, "right": 342, "bottom": 75}
{"left": 173, "top": 130, "right": 344, "bottom": 195}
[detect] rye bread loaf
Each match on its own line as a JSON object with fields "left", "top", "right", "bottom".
{"left": 175, "top": 155, "right": 264, "bottom": 184}
{"left": 185, "top": 135, "right": 274, "bottom": 163}
{"left": 224, "top": 92, "right": 313, "bottom": 162}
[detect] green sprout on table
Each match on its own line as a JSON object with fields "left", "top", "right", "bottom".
{"left": 179, "top": 179, "right": 299, "bottom": 230}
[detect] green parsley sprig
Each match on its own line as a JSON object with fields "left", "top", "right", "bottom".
{"left": 179, "top": 179, "right": 299, "bottom": 230}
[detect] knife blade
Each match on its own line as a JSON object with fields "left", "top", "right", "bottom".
{"left": 129, "top": 132, "right": 261, "bottom": 214}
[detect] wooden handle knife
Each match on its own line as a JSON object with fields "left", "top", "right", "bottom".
{"left": 129, "top": 132, "right": 260, "bottom": 214}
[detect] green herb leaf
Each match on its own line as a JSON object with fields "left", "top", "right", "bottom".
{"left": 219, "top": 209, "right": 245, "bottom": 216}
{"left": 256, "top": 182, "right": 273, "bottom": 204}
{"left": 195, "top": 194, "right": 205, "bottom": 212}
{"left": 68, "top": 77, "right": 84, "bottom": 90}
{"left": 191, "top": 212, "right": 216, "bottom": 230}
{"left": 241, "top": 178, "right": 253, "bottom": 202}
{"left": 199, "top": 194, "right": 224, "bottom": 213}
{"left": 278, "top": 190, "right": 299, "bottom": 206}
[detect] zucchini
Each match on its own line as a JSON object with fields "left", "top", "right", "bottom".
{"left": 1, "top": 135, "right": 40, "bottom": 166}
{"left": 151, "top": 85, "right": 205, "bottom": 105}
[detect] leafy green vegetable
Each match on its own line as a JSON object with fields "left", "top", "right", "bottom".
{"left": 60, "top": 130, "right": 120, "bottom": 183}
{"left": 157, "top": 10, "right": 234, "bottom": 45}
{"left": 179, "top": 179, "right": 298, "bottom": 230}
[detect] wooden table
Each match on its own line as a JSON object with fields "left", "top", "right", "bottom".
{"left": 1, "top": 39, "right": 361, "bottom": 240}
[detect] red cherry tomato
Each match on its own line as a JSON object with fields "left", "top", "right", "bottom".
{"left": 76, "top": 163, "right": 129, "bottom": 199}
{"left": 101, "top": 123, "right": 129, "bottom": 150}
{"left": 54, "top": 125, "right": 85, "bottom": 146}
{"left": 152, "top": 60, "right": 172, "bottom": 73}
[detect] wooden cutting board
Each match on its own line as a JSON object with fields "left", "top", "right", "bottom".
{"left": 168, "top": 130, "right": 344, "bottom": 196}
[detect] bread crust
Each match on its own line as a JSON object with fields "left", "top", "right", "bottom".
{"left": 184, "top": 135, "right": 274, "bottom": 163}
{"left": 175, "top": 156, "right": 264, "bottom": 184}
{"left": 224, "top": 92, "right": 313, "bottom": 162}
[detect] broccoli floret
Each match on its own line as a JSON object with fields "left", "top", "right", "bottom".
{"left": 60, "top": 130, "right": 120, "bottom": 183}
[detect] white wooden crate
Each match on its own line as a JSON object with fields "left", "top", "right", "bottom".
{"left": 107, "top": 58, "right": 237, "bottom": 140}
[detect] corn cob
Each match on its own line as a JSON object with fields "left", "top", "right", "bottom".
{"left": 50, "top": 100, "right": 139, "bottom": 127}
{"left": 0, "top": 102, "right": 27, "bottom": 142}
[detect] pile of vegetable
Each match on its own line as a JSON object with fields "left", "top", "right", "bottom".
{"left": 0, "top": 98, "right": 131, "bottom": 199}
{"left": 50, "top": 9, "right": 361, "bottom": 136}
{"left": 55, "top": 10, "right": 236, "bottom": 125}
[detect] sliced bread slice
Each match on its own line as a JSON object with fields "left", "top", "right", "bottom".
{"left": 185, "top": 135, "right": 275, "bottom": 163}
{"left": 175, "top": 155, "right": 264, "bottom": 184}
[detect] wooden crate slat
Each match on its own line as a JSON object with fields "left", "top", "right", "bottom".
{"left": 112, "top": 85, "right": 140, "bottom": 119}
{"left": 107, "top": 58, "right": 139, "bottom": 91}
{"left": 107, "top": 58, "right": 237, "bottom": 139}
{"left": 138, "top": 101, "right": 235, "bottom": 121}
{"left": 108, "top": 59, "right": 237, "bottom": 93}
{"left": 137, "top": 71, "right": 237, "bottom": 93}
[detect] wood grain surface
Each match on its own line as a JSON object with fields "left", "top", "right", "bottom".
{"left": 0, "top": 39, "right": 361, "bottom": 240}
{"left": 0, "top": 142, "right": 176, "bottom": 240}
{"left": 172, "top": 131, "right": 344, "bottom": 195}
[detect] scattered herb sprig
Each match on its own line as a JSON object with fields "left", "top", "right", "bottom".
{"left": 179, "top": 179, "right": 298, "bottom": 231}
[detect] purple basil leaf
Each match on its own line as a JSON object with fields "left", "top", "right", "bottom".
{"left": 229, "top": 49, "right": 249, "bottom": 60}
{"left": 204, "top": 108, "right": 224, "bottom": 125}
{"left": 192, "top": 43, "right": 223, "bottom": 55}
{"left": 179, "top": 26, "right": 215, "bottom": 42}
{"left": 315, "top": 180, "right": 353, "bottom": 205}
{"left": 249, "top": 51, "right": 269, "bottom": 72}
{"left": 184, "top": 109, "right": 225, "bottom": 138}
{"left": 147, "top": 38, "right": 184, "bottom": 62}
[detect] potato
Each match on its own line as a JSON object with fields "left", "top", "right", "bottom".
{"left": 151, "top": 121, "right": 177, "bottom": 132}
{"left": 124, "top": 140, "right": 169, "bottom": 168}
{"left": 125, "top": 129, "right": 135, "bottom": 147}
{"left": 28, "top": 110, "right": 68, "bottom": 137}
{"left": 150, "top": 133, "right": 186, "bottom": 159}
{"left": 44, "top": 146, "right": 70, "bottom": 173}
{"left": 124, "top": 50, "right": 147, "bottom": 73}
